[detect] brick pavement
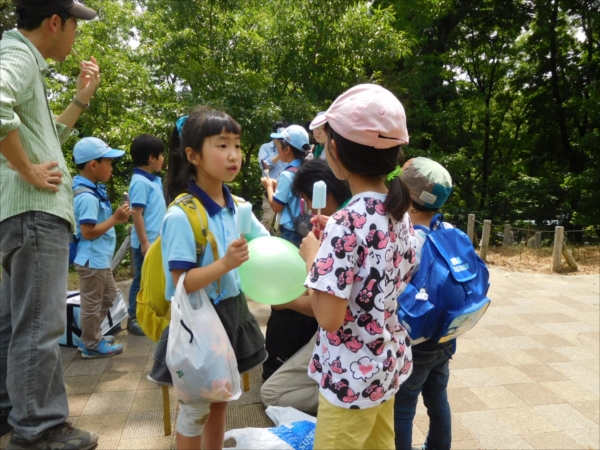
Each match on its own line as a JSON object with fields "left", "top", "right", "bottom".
{"left": 0, "top": 268, "right": 597, "bottom": 449}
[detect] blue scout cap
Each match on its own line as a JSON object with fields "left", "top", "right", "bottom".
{"left": 73, "top": 137, "right": 125, "bottom": 164}
{"left": 270, "top": 125, "right": 310, "bottom": 152}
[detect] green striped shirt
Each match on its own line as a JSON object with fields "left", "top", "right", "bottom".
{"left": 0, "top": 30, "right": 75, "bottom": 229}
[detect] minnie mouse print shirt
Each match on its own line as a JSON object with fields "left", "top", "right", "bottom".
{"left": 305, "top": 192, "right": 417, "bottom": 409}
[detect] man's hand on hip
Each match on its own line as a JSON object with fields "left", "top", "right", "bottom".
{"left": 9, "top": 160, "right": 63, "bottom": 192}
{"left": 1, "top": 130, "right": 63, "bottom": 192}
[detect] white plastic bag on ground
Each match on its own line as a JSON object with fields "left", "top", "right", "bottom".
{"left": 224, "top": 406, "right": 316, "bottom": 450}
{"left": 166, "top": 274, "right": 241, "bottom": 404}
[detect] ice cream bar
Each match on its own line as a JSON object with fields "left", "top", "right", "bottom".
{"left": 236, "top": 202, "right": 253, "bottom": 235}
{"left": 312, "top": 181, "right": 327, "bottom": 210}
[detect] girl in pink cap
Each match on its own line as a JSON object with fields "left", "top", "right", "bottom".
{"left": 299, "top": 84, "right": 417, "bottom": 449}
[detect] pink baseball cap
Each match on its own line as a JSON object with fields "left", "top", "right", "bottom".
{"left": 309, "top": 84, "right": 409, "bottom": 149}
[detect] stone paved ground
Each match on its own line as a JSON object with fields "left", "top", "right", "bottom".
{"left": 0, "top": 268, "right": 598, "bottom": 449}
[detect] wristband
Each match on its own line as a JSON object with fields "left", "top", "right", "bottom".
{"left": 72, "top": 97, "right": 90, "bottom": 110}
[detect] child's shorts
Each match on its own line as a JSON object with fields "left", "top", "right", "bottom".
{"left": 313, "top": 393, "right": 395, "bottom": 449}
{"left": 214, "top": 292, "right": 268, "bottom": 373}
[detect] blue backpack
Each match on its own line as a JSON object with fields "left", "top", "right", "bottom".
{"left": 398, "top": 215, "right": 491, "bottom": 345}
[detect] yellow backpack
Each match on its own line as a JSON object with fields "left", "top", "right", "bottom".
{"left": 136, "top": 193, "right": 223, "bottom": 342}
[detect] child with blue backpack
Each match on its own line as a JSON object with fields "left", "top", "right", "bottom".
{"left": 72, "top": 137, "right": 131, "bottom": 358}
{"left": 260, "top": 124, "right": 311, "bottom": 247}
{"left": 161, "top": 107, "right": 268, "bottom": 450}
{"left": 127, "top": 134, "right": 167, "bottom": 336}
{"left": 394, "top": 157, "right": 455, "bottom": 450}
{"left": 259, "top": 125, "right": 318, "bottom": 382}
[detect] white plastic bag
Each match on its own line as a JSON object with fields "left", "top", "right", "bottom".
{"left": 266, "top": 406, "right": 316, "bottom": 427}
{"left": 166, "top": 274, "right": 242, "bottom": 404}
{"left": 224, "top": 406, "right": 316, "bottom": 450}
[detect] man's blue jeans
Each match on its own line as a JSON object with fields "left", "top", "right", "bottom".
{"left": 0, "top": 212, "right": 70, "bottom": 441}
{"left": 128, "top": 246, "right": 144, "bottom": 319}
{"left": 394, "top": 343, "right": 453, "bottom": 450}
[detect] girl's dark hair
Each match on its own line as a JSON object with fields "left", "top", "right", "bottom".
{"left": 164, "top": 106, "right": 241, "bottom": 204}
{"left": 326, "top": 125, "right": 411, "bottom": 221}
{"left": 16, "top": 6, "right": 71, "bottom": 31}
{"left": 292, "top": 159, "right": 352, "bottom": 207}
{"left": 278, "top": 139, "right": 310, "bottom": 161}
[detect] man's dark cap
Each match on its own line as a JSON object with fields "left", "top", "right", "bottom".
{"left": 15, "top": 0, "right": 97, "bottom": 20}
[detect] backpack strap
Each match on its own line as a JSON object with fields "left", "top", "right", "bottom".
{"left": 413, "top": 213, "right": 445, "bottom": 234}
{"left": 172, "top": 193, "right": 221, "bottom": 294}
{"left": 73, "top": 187, "right": 96, "bottom": 198}
{"left": 430, "top": 213, "right": 444, "bottom": 231}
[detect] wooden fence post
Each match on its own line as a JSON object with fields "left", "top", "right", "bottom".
{"left": 503, "top": 224, "right": 511, "bottom": 246}
{"left": 535, "top": 231, "right": 542, "bottom": 248}
{"left": 480, "top": 220, "right": 491, "bottom": 262}
{"left": 467, "top": 214, "right": 476, "bottom": 247}
{"left": 562, "top": 242, "right": 578, "bottom": 270}
{"left": 110, "top": 231, "right": 131, "bottom": 273}
{"left": 552, "top": 226, "right": 564, "bottom": 272}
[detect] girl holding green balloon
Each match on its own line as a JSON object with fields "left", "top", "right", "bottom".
{"left": 161, "top": 107, "right": 269, "bottom": 450}
{"left": 299, "top": 84, "right": 418, "bottom": 449}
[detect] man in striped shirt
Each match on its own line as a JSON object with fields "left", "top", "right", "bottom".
{"left": 0, "top": 1, "right": 101, "bottom": 448}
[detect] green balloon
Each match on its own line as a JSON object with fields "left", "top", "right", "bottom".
{"left": 239, "top": 236, "right": 307, "bottom": 305}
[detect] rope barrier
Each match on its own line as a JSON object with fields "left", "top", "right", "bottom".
{"left": 471, "top": 220, "right": 589, "bottom": 235}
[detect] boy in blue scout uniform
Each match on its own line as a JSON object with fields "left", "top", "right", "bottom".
{"left": 261, "top": 124, "right": 311, "bottom": 247}
{"left": 127, "top": 134, "right": 167, "bottom": 336}
{"left": 72, "top": 137, "right": 131, "bottom": 358}
{"left": 257, "top": 121, "right": 289, "bottom": 231}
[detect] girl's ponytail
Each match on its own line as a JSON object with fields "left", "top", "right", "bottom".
{"left": 328, "top": 125, "right": 411, "bottom": 222}
{"left": 384, "top": 176, "right": 411, "bottom": 222}
{"left": 164, "top": 125, "right": 191, "bottom": 205}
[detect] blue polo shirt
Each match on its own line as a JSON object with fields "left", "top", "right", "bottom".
{"left": 129, "top": 168, "right": 166, "bottom": 249}
{"left": 273, "top": 159, "right": 302, "bottom": 231}
{"left": 161, "top": 183, "right": 269, "bottom": 301}
{"left": 73, "top": 175, "right": 116, "bottom": 269}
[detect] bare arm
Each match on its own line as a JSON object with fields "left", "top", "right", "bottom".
{"left": 172, "top": 238, "right": 249, "bottom": 294}
{"left": 261, "top": 178, "right": 284, "bottom": 213}
{"left": 0, "top": 129, "right": 62, "bottom": 192}
{"left": 132, "top": 206, "right": 150, "bottom": 254}
{"left": 310, "top": 290, "right": 347, "bottom": 332}
{"left": 56, "top": 57, "right": 101, "bottom": 128}
{"left": 80, "top": 204, "right": 130, "bottom": 240}
{"left": 299, "top": 231, "right": 346, "bottom": 331}
{"left": 55, "top": 101, "right": 89, "bottom": 129}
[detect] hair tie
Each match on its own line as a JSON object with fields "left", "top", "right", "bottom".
{"left": 387, "top": 165, "right": 402, "bottom": 181}
{"left": 176, "top": 115, "right": 189, "bottom": 136}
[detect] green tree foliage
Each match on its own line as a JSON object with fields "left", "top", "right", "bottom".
{"left": 136, "top": 0, "right": 408, "bottom": 202}
{"left": 377, "top": 0, "right": 599, "bottom": 235}
{"left": 0, "top": 0, "right": 15, "bottom": 37}
{"left": 1, "top": 0, "right": 597, "bottom": 237}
